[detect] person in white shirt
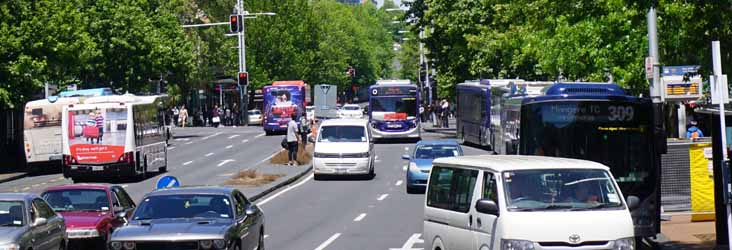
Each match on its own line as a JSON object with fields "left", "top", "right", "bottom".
{"left": 286, "top": 113, "right": 299, "bottom": 166}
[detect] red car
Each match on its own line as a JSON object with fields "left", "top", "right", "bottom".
{"left": 41, "top": 184, "right": 136, "bottom": 248}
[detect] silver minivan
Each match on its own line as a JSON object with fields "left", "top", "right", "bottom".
{"left": 423, "top": 155, "right": 639, "bottom": 250}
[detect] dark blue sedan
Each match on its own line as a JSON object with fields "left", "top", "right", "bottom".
{"left": 402, "top": 140, "right": 463, "bottom": 193}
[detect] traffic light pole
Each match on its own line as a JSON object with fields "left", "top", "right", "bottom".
{"left": 237, "top": 0, "right": 248, "bottom": 126}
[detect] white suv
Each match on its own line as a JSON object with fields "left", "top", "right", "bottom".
{"left": 313, "top": 119, "right": 374, "bottom": 180}
{"left": 424, "top": 155, "right": 638, "bottom": 250}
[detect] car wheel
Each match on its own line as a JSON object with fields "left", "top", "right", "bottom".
{"left": 314, "top": 174, "right": 323, "bottom": 181}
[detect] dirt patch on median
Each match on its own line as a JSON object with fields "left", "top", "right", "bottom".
{"left": 271, "top": 143, "right": 313, "bottom": 165}
{"left": 225, "top": 170, "right": 285, "bottom": 187}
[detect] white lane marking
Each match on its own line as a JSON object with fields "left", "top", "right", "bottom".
{"left": 264, "top": 235, "right": 269, "bottom": 239}
{"left": 202, "top": 132, "right": 222, "bottom": 140}
{"left": 228, "top": 135, "right": 240, "bottom": 139}
{"left": 205, "top": 153, "right": 214, "bottom": 157}
{"left": 396, "top": 180, "right": 403, "bottom": 186}
{"left": 217, "top": 159, "right": 235, "bottom": 167}
{"left": 255, "top": 133, "right": 266, "bottom": 138}
{"left": 183, "top": 161, "right": 193, "bottom": 166}
{"left": 242, "top": 139, "right": 250, "bottom": 143}
{"left": 256, "top": 150, "right": 281, "bottom": 165}
{"left": 168, "top": 147, "right": 176, "bottom": 150}
{"left": 353, "top": 213, "right": 367, "bottom": 222}
{"left": 377, "top": 194, "right": 389, "bottom": 201}
{"left": 389, "top": 233, "right": 424, "bottom": 250}
{"left": 175, "top": 138, "right": 190, "bottom": 141}
{"left": 122, "top": 185, "right": 128, "bottom": 188}
{"left": 314, "top": 233, "right": 341, "bottom": 250}
{"left": 185, "top": 141, "right": 193, "bottom": 145}
{"left": 257, "top": 174, "right": 313, "bottom": 206}
{"left": 226, "top": 145, "right": 233, "bottom": 149}
{"left": 404, "top": 147, "right": 409, "bottom": 151}
{"left": 375, "top": 155, "right": 379, "bottom": 159}
{"left": 402, "top": 165, "right": 407, "bottom": 171}
{"left": 375, "top": 160, "right": 382, "bottom": 163}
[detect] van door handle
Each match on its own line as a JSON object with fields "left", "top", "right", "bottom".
{"left": 476, "top": 218, "right": 482, "bottom": 228}
{"left": 468, "top": 215, "right": 472, "bottom": 227}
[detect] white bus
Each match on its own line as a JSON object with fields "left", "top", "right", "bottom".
{"left": 61, "top": 94, "right": 168, "bottom": 182}
{"left": 23, "top": 88, "right": 113, "bottom": 173}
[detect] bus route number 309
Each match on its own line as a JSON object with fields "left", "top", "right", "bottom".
{"left": 607, "top": 105, "right": 634, "bottom": 122}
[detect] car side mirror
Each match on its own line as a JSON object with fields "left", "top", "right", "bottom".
{"left": 32, "top": 217, "right": 47, "bottom": 227}
{"left": 626, "top": 195, "right": 640, "bottom": 211}
{"left": 475, "top": 199, "right": 499, "bottom": 216}
{"left": 401, "top": 155, "right": 410, "bottom": 160}
{"left": 245, "top": 205, "right": 258, "bottom": 216}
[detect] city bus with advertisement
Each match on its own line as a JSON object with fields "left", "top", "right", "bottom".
{"left": 61, "top": 94, "right": 168, "bottom": 182}
{"left": 368, "top": 80, "right": 420, "bottom": 140}
{"left": 262, "top": 80, "right": 308, "bottom": 135}
{"left": 456, "top": 79, "right": 552, "bottom": 152}
{"left": 515, "top": 83, "right": 662, "bottom": 239}
{"left": 23, "top": 88, "right": 113, "bottom": 173}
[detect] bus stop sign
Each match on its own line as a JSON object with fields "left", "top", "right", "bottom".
{"left": 156, "top": 175, "right": 180, "bottom": 189}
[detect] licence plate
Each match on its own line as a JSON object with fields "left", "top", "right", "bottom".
{"left": 92, "top": 166, "right": 104, "bottom": 171}
{"left": 336, "top": 168, "right": 347, "bottom": 174}
{"left": 49, "top": 155, "right": 62, "bottom": 161}
{"left": 387, "top": 124, "right": 402, "bottom": 128}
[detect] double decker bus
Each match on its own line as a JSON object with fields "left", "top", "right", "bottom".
{"left": 517, "top": 83, "right": 662, "bottom": 238}
{"left": 61, "top": 94, "right": 169, "bottom": 182}
{"left": 262, "top": 81, "right": 308, "bottom": 135}
{"left": 368, "top": 80, "right": 420, "bottom": 140}
{"left": 23, "top": 88, "right": 113, "bottom": 173}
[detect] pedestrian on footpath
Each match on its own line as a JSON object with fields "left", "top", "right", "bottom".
{"left": 286, "top": 113, "right": 299, "bottom": 166}
{"left": 212, "top": 105, "right": 221, "bottom": 128}
{"left": 441, "top": 99, "right": 450, "bottom": 128}
{"left": 179, "top": 105, "right": 188, "bottom": 128}
{"left": 172, "top": 106, "right": 179, "bottom": 127}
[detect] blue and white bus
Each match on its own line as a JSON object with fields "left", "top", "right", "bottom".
{"left": 455, "top": 79, "right": 550, "bottom": 152}
{"left": 518, "top": 83, "right": 662, "bottom": 239}
{"left": 368, "top": 80, "right": 420, "bottom": 140}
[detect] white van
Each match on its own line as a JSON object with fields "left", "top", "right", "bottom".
{"left": 423, "top": 155, "right": 639, "bottom": 250}
{"left": 312, "top": 119, "right": 374, "bottom": 180}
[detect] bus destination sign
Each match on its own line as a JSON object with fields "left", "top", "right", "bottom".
{"left": 371, "top": 86, "right": 416, "bottom": 96}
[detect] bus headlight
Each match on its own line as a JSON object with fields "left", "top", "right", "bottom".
{"left": 501, "top": 239, "right": 534, "bottom": 250}
{"left": 611, "top": 237, "right": 635, "bottom": 250}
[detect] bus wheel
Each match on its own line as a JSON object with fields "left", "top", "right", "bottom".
{"left": 264, "top": 130, "right": 271, "bottom": 136}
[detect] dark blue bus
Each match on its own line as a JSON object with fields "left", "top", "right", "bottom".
{"left": 368, "top": 80, "right": 420, "bottom": 140}
{"left": 519, "top": 83, "right": 662, "bottom": 238}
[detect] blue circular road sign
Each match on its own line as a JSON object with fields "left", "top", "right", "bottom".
{"left": 156, "top": 175, "right": 180, "bottom": 189}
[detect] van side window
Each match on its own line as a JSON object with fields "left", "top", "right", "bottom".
{"left": 483, "top": 173, "right": 498, "bottom": 204}
{"left": 427, "top": 166, "right": 479, "bottom": 213}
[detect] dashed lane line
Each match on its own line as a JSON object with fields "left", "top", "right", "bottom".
{"left": 201, "top": 132, "right": 222, "bottom": 140}
{"left": 168, "top": 147, "right": 176, "bottom": 150}
{"left": 242, "top": 139, "right": 249, "bottom": 143}
{"left": 314, "top": 233, "right": 341, "bottom": 250}
{"left": 183, "top": 161, "right": 193, "bottom": 166}
{"left": 396, "top": 180, "right": 403, "bottom": 186}
{"left": 377, "top": 194, "right": 389, "bottom": 201}
{"left": 255, "top": 133, "right": 266, "bottom": 138}
{"left": 205, "top": 153, "right": 214, "bottom": 157}
{"left": 353, "top": 213, "right": 367, "bottom": 222}
{"left": 226, "top": 145, "right": 233, "bottom": 149}
{"left": 217, "top": 159, "right": 235, "bottom": 167}
{"left": 228, "top": 135, "right": 240, "bottom": 139}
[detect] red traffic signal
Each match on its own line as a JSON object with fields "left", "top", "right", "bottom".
{"left": 230, "top": 15, "right": 242, "bottom": 33}
{"left": 238, "top": 72, "right": 249, "bottom": 86}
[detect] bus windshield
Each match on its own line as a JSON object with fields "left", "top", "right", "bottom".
{"left": 520, "top": 100, "right": 655, "bottom": 198}
{"left": 370, "top": 97, "right": 417, "bottom": 117}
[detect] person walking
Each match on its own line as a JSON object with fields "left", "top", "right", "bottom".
{"left": 299, "top": 112, "right": 310, "bottom": 147}
{"left": 95, "top": 110, "right": 104, "bottom": 143}
{"left": 179, "top": 105, "right": 188, "bottom": 128}
{"left": 172, "top": 106, "right": 179, "bottom": 127}
{"left": 419, "top": 104, "right": 425, "bottom": 123}
{"left": 225, "top": 106, "right": 232, "bottom": 126}
{"left": 441, "top": 99, "right": 450, "bottom": 128}
{"left": 232, "top": 103, "right": 239, "bottom": 127}
{"left": 212, "top": 105, "right": 221, "bottom": 128}
{"left": 286, "top": 113, "right": 299, "bottom": 166}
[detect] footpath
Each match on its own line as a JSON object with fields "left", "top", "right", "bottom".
{"left": 656, "top": 215, "right": 716, "bottom": 250}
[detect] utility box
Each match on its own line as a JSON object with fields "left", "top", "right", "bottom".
{"left": 313, "top": 84, "right": 338, "bottom": 119}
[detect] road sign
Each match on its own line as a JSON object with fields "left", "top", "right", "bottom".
{"left": 645, "top": 57, "right": 654, "bottom": 79}
{"left": 156, "top": 175, "right": 180, "bottom": 189}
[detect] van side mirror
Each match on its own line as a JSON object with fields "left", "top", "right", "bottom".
{"left": 626, "top": 195, "right": 640, "bottom": 211}
{"left": 32, "top": 217, "right": 47, "bottom": 227}
{"left": 401, "top": 155, "right": 410, "bottom": 160}
{"left": 475, "top": 199, "right": 499, "bottom": 216}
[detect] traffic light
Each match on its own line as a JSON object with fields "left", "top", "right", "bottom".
{"left": 238, "top": 72, "right": 249, "bottom": 86}
{"left": 230, "top": 15, "right": 242, "bottom": 33}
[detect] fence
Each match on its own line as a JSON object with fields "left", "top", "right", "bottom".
{"left": 0, "top": 104, "right": 24, "bottom": 171}
{"left": 660, "top": 139, "right": 715, "bottom": 219}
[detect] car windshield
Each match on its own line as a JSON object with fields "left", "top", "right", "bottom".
{"left": 248, "top": 111, "right": 260, "bottom": 115}
{"left": 503, "top": 169, "right": 623, "bottom": 211}
{"left": 343, "top": 106, "right": 360, "bottom": 111}
{"left": 42, "top": 189, "right": 110, "bottom": 212}
{"left": 414, "top": 145, "right": 461, "bottom": 159}
{"left": 132, "top": 194, "right": 233, "bottom": 220}
{"left": 318, "top": 126, "right": 366, "bottom": 143}
{"left": 0, "top": 201, "right": 24, "bottom": 227}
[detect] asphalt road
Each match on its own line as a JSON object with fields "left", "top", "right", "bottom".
{"left": 257, "top": 132, "right": 489, "bottom": 250}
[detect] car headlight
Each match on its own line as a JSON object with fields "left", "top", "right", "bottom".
{"left": 109, "top": 242, "right": 122, "bottom": 250}
{"left": 122, "top": 241, "right": 135, "bottom": 250}
{"left": 502, "top": 239, "right": 535, "bottom": 250}
{"left": 409, "top": 162, "right": 420, "bottom": 172}
{"left": 200, "top": 240, "right": 213, "bottom": 249}
{"left": 66, "top": 228, "right": 101, "bottom": 238}
{"left": 612, "top": 237, "right": 635, "bottom": 250}
{"left": 0, "top": 243, "right": 19, "bottom": 250}
{"left": 213, "top": 239, "right": 227, "bottom": 249}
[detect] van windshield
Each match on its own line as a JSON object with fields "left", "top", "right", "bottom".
{"left": 318, "top": 126, "right": 366, "bottom": 143}
{"left": 503, "top": 169, "right": 623, "bottom": 211}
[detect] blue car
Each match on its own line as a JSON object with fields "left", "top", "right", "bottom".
{"left": 402, "top": 140, "right": 463, "bottom": 193}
